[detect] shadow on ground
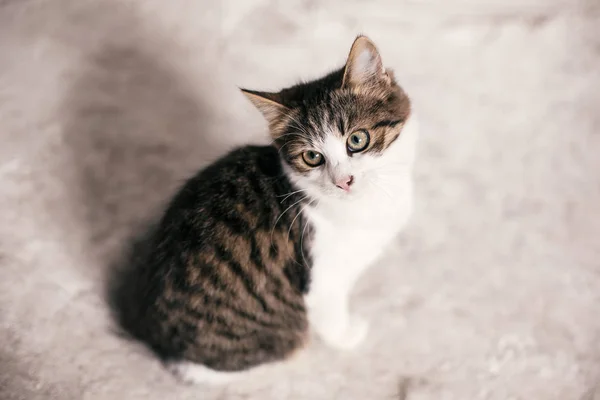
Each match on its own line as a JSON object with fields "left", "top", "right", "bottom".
{"left": 57, "top": 2, "right": 231, "bottom": 342}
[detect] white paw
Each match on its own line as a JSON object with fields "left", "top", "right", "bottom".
{"left": 326, "top": 316, "right": 369, "bottom": 350}
{"left": 166, "top": 361, "right": 240, "bottom": 385}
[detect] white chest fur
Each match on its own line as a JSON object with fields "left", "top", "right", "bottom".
{"left": 303, "top": 114, "right": 418, "bottom": 350}
{"left": 306, "top": 175, "right": 413, "bottom": 288}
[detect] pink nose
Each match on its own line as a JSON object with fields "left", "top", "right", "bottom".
{"left": 335, "top": 175, "right": 354, "bottom": 192}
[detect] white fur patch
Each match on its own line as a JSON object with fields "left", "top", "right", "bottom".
{"left": 294, "top": 113, "right": 420, "bottom": 349}
{"left": 167, "top": 361, "right": 248, "bottom": 385}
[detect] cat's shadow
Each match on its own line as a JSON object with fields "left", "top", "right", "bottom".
{"left": 58, "top": 5, "right": 236, "bottom": 330}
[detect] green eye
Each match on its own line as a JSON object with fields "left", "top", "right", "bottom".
{"left": 347, "top": 130, "right": 370, "bottom": 152}
{"left": 302, "top": 150, "right": 325, "bottom": 167}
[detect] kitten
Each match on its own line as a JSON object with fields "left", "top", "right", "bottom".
{"left": 117, "top": 35, "right": 418, "bottom": 385}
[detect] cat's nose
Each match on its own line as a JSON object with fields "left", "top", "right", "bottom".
{"left": 335, "top": 175, "right": 354, "bottom": 192}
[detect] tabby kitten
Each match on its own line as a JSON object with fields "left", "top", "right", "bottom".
{"left": 118, "top": 35, "right": 417, "bottom": 384}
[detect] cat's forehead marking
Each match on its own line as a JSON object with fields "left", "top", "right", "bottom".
{"left": 317, "top": 99, "right": 349, "bottom": 137}
{"left": 302, "top": 104, "right": 344, "bottom": 143}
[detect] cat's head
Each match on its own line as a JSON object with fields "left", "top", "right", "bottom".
{"left": 242, "top": 35, "right": 417, "bottom": 202}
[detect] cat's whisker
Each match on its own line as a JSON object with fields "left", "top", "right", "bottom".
{"left": 368, "top": 178, "right": 394, "bottom": 201}
{"left": 271, "top": 133, "right": 304, "bottom": 143}
{"left": 269, "top": 128, "right": 312, "bottom": 149}
{"left": 287, "top": 198, "right": 315, "bottom": 242}
{"left": 283, "top": 126, "right": 312, "bottom": 139}
{"left": 285, "top": 113, "right": 313, "bottom": 139}
{"left": 300, "top": 219, "right": 311, "bottom": 266}
{"left": 300, "top": 199, "right": 318, "bottom": 267}
{"left": 275, "top": 131, "right": 312, "bottom": 143}
{"left": 278, "top": 119, "right": 311, "bottom": 141}
{"left": 270, "top": 195, "right": 308, "bottom": 245}
{"left": 277, "top": 188, "right": 309, "bottom": 203}
{"left": 278, "top": 138, "right": 304, "bottom": 150}
{"left": 280, "top": 191, "right": 309, "bottom": 204}
{"left": 286, "top": 198, "right": 316, "bottom": 267}
{"left": 277, "top": 140, "right": 303, "bottom": 155}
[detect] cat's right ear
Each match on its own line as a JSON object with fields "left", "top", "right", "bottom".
{"left": 342, "top": 35, "right": 391, "bottom": 91}
{"left": 241, "top": 89, "right": 289, "bottom": 128}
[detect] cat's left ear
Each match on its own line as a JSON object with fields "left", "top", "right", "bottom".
{"left": 241, "top": 89, "right": 288, "bottom": 127}
{"left": 342, "top": 35, "right": 391, "bottom": 90}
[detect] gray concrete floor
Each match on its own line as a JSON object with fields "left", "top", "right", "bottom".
{"left": 1, "top": 0, "right": 599, "bottom": 399}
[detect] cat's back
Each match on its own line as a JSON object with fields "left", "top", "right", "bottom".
{"left": 123, "top": 145, "right": 311, "bottom": 371}
{"left": 158, "top": 145, "right": 293, "bottom": 248}
{"left": 167, "top": 145, "right": 284, "bottom": 214}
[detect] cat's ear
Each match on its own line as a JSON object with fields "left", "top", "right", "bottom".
{"left": 241, "top": 89, "right": 288, "bottom": 126}
{"left": 342, "top": 35, "right": 390, "bottom": 90}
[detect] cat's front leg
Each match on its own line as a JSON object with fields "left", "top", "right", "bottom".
{"left": 305, "top": 283, "right": 368, "bottom": 350}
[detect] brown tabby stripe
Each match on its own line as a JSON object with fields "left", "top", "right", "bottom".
{"left": 371, "top": 119, "right": 403, "bottom": 130}
{"left": 116, "top": 146, "right": 311, "bottom": 371}
{"left": 213, "top": 244, "right": 273, "bottom": 314}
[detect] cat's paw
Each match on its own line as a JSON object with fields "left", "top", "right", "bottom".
{"left": 327, "top": 315, "right": 369, "bottom": 350}
{"left": 166, "top": 361, "right": 242, "bottom": 385}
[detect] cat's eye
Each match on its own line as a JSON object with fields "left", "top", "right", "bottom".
{"left": 347, "top": 130, "right": 370, "bottom": 153}
{"left": 302, "top": 150, "right": 324, "bottom": 167}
